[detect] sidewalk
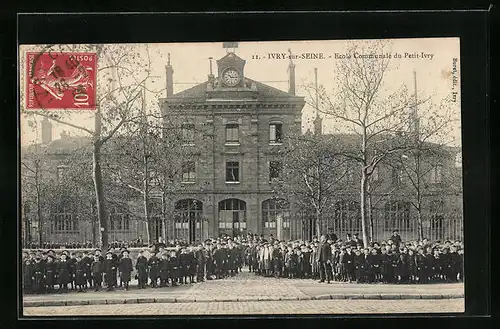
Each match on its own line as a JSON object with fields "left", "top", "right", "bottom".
{"left": 22, "top": 272, "right": 464, "bottom": 307}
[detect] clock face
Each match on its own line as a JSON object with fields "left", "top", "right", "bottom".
{"left": 222, "top": 68, "right": 241, "bottom": 87}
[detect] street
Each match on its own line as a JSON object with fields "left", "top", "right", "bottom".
{"left": 23, "top": 299, "right": 464, "bottom": 315}
{"left": 22, "top": 270, "right": 464, "bottom": 315}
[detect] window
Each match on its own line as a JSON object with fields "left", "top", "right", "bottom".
{"left": 262, "top": 199, "right": 290, "bottom": 235}
{"left": 226, "top": 161, "right": 240, "bottom": 182}
{"left": 384, "top": 201, "right": 411, "bottom": 231}
{"left": 269, "top": 161, "right": 282, "bottom": 181}
{"left": 333, "top": 200, "right": 360, "bottom": 233}
{"left": 181, "top": 123, "right": 195, "bottom": 144}
{"left": 218, "top": 199, "right": 247, "bottom": 236}
{"left": 269, "top": 123, "right": 283, "bottom": 144}
{"left": 174, "top": 199, "right": 203, "bottom": 242}
{"left": 52, "top": 213, "right": 78, "bottom": 233}
{"left": 225, "top": 124, "right": 239, "bottom": 143}
{"left": 430, "top": 200, "right": 445, "bottom": 240}
{"left": 429, "top": 164, "right": 443, "bottom": 184}
{"left": 109, "top": 207, "right": 130, "bottom": 232}
{"left": 181, "top": 161, "right": 196, "bottom": 183}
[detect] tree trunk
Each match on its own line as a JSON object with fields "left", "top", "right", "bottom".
{"left": 92, "top": 141, "right": 108, "bottom": 250}
{"left": 360, "top": 171, "right": 369, "bottom": 248}
{"left": 368, "top": 192, "right": 374, "bottom": 243}
{"left": 91, "top": 200, "right": 97, "bottom": 246}
{"left": 417, "top": 207, "right": 424, "bottom": 240}
{"left": 316, "top": 208, "right": 322, "bottom": 238}
{"left": 143, "top": 189, "right": 152, "bottom": 245}
{"left": 34, "top": 162, "right": 43, "bottom": 248}
{"left": 161, "top": 193, "right": 167, "bottom": 240}
{"left": 36, "top": 185, "right": 43, "bottom": 248}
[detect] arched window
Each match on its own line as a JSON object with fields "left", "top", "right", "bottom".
{"left": 430, "top": 200, "right": 445, "bottom": 240}
{"left": 333, "top": 200, "right": 360, "bottom": 236}
{"left": 218, "top": 199, "right": 246, "bottom": 237}
{"left": 384, "top": 201, "right": 411, "bottom": 231}
{"left": 51, "top": 198, "right": 78, "bottom": 233}
{"left": 109, "top": 206, "right": 130, "bottom": 232}
{"left": 262, "top": 198, "right": 290, "bottom": 239}
{"left": 175, "top": 199, "right": 203, "bottom": 243}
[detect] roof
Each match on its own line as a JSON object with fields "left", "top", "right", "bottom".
{"left": 21, "top": 135, "right": 91, "bottom": 155}
{"left": 163, "top": 78, "right": 304, "bottom": 103}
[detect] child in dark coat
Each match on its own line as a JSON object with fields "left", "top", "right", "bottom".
{"left": 91, "top": 254, "right": 103, "bottom": 291}
{"left": 119, "top": 250, "right": 133, "bottom": 290}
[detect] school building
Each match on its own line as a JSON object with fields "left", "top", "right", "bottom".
{"left": 21, "top": 51, "right": 463, "bottom": 246}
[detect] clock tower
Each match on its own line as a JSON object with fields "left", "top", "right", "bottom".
{"left": 216, "top": 52, "right": 246, "bottom": 88}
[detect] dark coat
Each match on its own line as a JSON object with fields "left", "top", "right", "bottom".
{"left": 135, "top": 256, "right": 148, "bottom": 278}
{"left": 354, "top": 254, "right": 366, "bottom": 269}
{"left": 318, "top": 242, "right": 332, "bottom": 263}
{"left": 390, "top": 234, "right": 402, "bottom": 247}
{"left": 119, "top": 257, "right": 133, "bottom": 282}
{"left": 44, "top": 262, "right": 57, "bottom": 286}
{"left": 91, "top": 260, "right": 103, "bottom": 275}
{"left": 103, "top": 258, "right": 117, "bottom": 286}
{"left": 57, "top": 260, "right": 71, "bottom": 285}
{"left": 23, "top": 261, "right": 33, "bottom": 288}
{"left": 159, "top": 257, "right": 171, "bottom": 280}
{"left": 75, "top": 261, "right": 87, "bottom": 285}
{"left": 148, "top": 255, "right": 160, "bottom": 278}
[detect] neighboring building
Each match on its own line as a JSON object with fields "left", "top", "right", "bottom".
{"left": 20, "top": 51, "right": 463, "bottom": 246}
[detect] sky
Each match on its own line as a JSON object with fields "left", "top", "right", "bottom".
{"left": 19, "top": 38, "right": 461, "bottom": 148}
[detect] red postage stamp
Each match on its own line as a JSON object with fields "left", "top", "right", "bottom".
{"left": 26, "top": 52, "right": 97, "bottom": 110}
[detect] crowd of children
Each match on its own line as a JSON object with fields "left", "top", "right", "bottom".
{"left": 22, "top": 238, "right": 246, "bottom": 294}
{"left": 247, "top": 231, "right": 464, "bottom": 284}
{"left": 22, "top": 231, "right": 464, "bottom": 295}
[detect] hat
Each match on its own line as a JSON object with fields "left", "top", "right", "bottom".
{"left": 106, "top": 251, "right": 112, "bottom": 255}
{"left": 95, "top": 249, "right": 101, "bottom": 252}
{"left": 47, "top": 255, "right": 55, "bottom": 260}
{"left": 121, "top": 250, "right": 129, "bottom": 255}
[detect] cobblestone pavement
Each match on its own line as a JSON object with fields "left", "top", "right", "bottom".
{"left": 181, "top": 272, "right": 310, "bottom": 300}
{"left": 23, "top": 270, "right": 464, "bottom": 305}
{"left": 23, "top": 299, "right": 464, "bottom": 315}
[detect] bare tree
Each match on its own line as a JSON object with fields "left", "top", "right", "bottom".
{"left": 391, "top": 95, "right": 459, "bottom": 240}
{"left": 304, "top": 40, "right": 430, "bottom": 247}
{"left": 21, "top": 44, "right": 165, "bottom": 250}
{"left": 275, "top": 131, "right": 355, "bottom": 238}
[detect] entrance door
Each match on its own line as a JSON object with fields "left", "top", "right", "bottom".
{"left": 218, "top": 199, "right": 246, "bottom": 237}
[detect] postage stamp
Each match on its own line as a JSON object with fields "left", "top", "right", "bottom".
{"left": 26, "top": 52, "right": 97, "bottom": 110}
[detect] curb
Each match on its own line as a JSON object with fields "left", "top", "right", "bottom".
{"left": 23, "top": 293, "right": 464, "bottom": 307}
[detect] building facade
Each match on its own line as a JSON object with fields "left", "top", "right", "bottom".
{"left": 159, "top": 52, "right": 305, "bottom": 243}
{"left": 21, "top": 51, "right": 463, "bottom": 247}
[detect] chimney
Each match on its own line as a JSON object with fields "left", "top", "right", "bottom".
{"left": 287, "top": 48, "right": 296, "bottom": 95}
{"left": 207, "top": 57, "right": 215, "bottom": 83}
{"left": 41, "top": 117, "right": 52, "bottom": 145}
{"left": 166, "top": 53, "right": 174, "bottom": 97}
